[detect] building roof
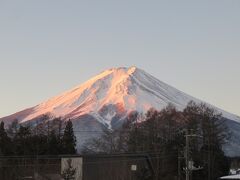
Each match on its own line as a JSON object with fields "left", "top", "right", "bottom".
{"left": 221, "top": 174, "right": 240, "bottom": 179}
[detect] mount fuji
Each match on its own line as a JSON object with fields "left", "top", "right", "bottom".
{"left": 1, "top": 67, "right": 240, "bottom": 156}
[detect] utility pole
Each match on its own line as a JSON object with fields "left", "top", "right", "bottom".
{"left": 185, "top": 130, "right": 203, "bottom": 180}
{"left": 178, "top": 152, "right": 184, "bottom": 180}
{"left": 178, "top": 156, "right": 181, "bottom": 180}
{"left": 185, "top": 130, "right": 190, "bottom": 180}
{"left": 208, "top": 140, "right": 211, "bottom": 180}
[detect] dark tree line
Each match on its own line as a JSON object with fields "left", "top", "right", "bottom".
{"left": 0, "top": 116, "right": 77, "bottom": 179}
{"left": 84, "top": 102, "right": 231, "bottom": 180}
{"left": 0, "top": 115, "right": 76, "bottom": 156}
{"left": 0, "top": 102, "right": 231, "bottom": 180}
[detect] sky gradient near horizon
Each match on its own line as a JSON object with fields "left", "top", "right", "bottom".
{"left": 0, "top": 0, "right": 240, "bottom": 117}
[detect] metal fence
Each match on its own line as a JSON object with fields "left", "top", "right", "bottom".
{"left": 0, "top": 154, "right": 165, "bottom": 180}
{"left": 0, "top": 156, "right": 61, "bottom": 180}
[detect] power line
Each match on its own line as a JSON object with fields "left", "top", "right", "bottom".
{"left": 0, "top": 153, "right": 178, "bottom": 167}
{"left": 0, "top": 150, "right": 179, "bottom": 159}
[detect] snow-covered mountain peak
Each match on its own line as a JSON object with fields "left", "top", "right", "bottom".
{"left": 98, "top": 66, "right": 138, "bottom": 77}
{"left": 1, "top": 66, "right": 240, "bottom": 126}
{"left": 1, "top": 66, "right": 240, "bottom": 156}
{"left": 81, "top": 66, "right": 137, "bottom": 88}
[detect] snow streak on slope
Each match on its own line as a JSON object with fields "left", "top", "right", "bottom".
{"left": 2, "top": 66, "right": 239, "bottom": 127}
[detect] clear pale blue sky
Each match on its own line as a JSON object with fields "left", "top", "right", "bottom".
{"left": 0, "top": 0, "right": 239, "bottom": 117}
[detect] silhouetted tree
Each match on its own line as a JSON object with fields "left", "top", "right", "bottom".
{"left": 183, "top": 102, "right": 231, "bottom": 180}
{"left": 14, "top": 125, "right": 32, "bottom": 155}
{"left": 7, "top": 119, "right": 19, "bottom": 139}
{"left": 48, "top": 130, "right": 60, "bottom": 155}
{"left": 82, "top": 112, "right": 141, "bottom": 154}
{"left": 126, "top": 106, "right": 185, "bottom": 180}
{"left": 0, "top": 122, "right": 12, "bottom": 155}
{"left": 62, "top": 120, "right": 76, "bottom": 154}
